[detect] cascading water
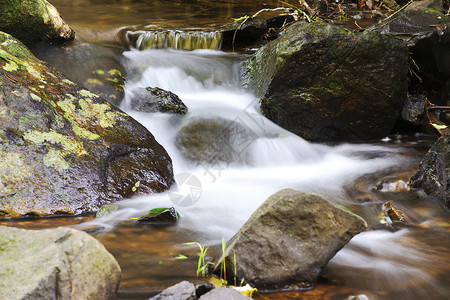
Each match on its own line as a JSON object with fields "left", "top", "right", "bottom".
{"left": 127, "top": 30, "right": 223, "bottom": 51}
{"left": 73, "top": 45, "right": 449, "bottom": 299}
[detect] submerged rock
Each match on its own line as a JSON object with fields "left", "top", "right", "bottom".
{"left": 0, "top": 0, "right": 75, "bottom": 45}
{"left": 176, "top": 118, "right": 256, "bottom": 166}
{"left": 0, "top": 225, "right": 121, "bottom": 300}
{"left": 130, "top": 87, "right": 188, "bottom": 114}
{"left": 410, "top": 134, "right": 450, "bottom": 209}
{"left": 214, "top": 189, "right": 367, "bottom": 290}
{"left": 0, "top": 32, "right": 174, "bottom": 217}
{"left": 242, "top": 22, "right": 408, "bottom": 142}
{"left": 136, "top": 207, "right": 180, "bottom": 225}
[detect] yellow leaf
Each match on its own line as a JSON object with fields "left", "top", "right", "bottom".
{"left": 430, "top": 123, "right": 448, "bottom": 130}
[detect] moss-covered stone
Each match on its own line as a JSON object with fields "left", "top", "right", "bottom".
{"left": 0, "top": 32, "right": 174, "bottom": 217}
{"left": 243, "top": 22, "right": 409, "bottom": 142}
{"left": 0, "top": 0, "right": 75, "bottom": 45}
{"left": 0, "top": 225, "right": 121, "bottom": 299}
{"left": 129, "top": 86, "right": 188, "bottom": 114}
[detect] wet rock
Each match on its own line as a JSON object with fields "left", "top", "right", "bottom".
{"left": 130, "top": 87, "right": 188, "bottom": 114}
{"left": 0, "top": 225, "right": 121, "bottom": 300}
{"left": 370, "top": 0, "right": 449, "bottom": 48}
{"left": 31, "top": 42, "right": 127, "bottom": 107}
{"left": 136, "top": 207, "right": 179, "bottom": 225}
{"left": 0, "top": 32, "right": 174, "bottom": 217}
{"left": 400, "top": 94, "right": 427, "bottom": 127}
{"left": 214, "top": 189, "right": 367, "bottom": 290}
{"left": 195, "top": 282, "right": 215, "bottom": 298}
{"left": 176, "top": 118, "right": 256, "bottom": 166}
{"left": 221, "top": 15, "right": 294, "bottom": 51}
{"left": 371, "top": 0, "right": 450, "bottom": 106}
{"left": 149, "top": 281, "right": 196, "bottom": 300}
{"left": 243, "top": 22, "right": 408, "bottom": 142}
{"left": 410, "top": 134, "right": 450, "bottom": 209}
{"left": 199, "top": 287, "right": 252, "bottom": 300}
{"left": 0, "top": 0, "right": 75, "bottom": 45}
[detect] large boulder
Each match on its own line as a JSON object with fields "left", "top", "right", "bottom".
{"left": 242, "top": 22, "right": 409, "bottom": 142}
{"left": 0, "top": 225, "right": 121, "bottom": 300}
{"left": 214, "top": 189, "right": 367, "bottom": 290}
{"left": 410, "top": 134, "right": 450, "bottom": 209}
{"left": 0, "top": 0, "right": 75, "bottom": 45}
{"left": 0, "top": 31, "right": 174, "bottom": 217}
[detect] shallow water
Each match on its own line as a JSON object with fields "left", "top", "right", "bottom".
{"left": 3, "top": 1, "right": 450, "bottom": 299}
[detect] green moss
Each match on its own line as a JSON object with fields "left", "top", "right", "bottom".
{"left": 93, "top": 69, "right": 105, "bottom": 75}
{"left": 3, "top": 61, "right": 18, "bottom": 72}
{"left": 108, "top": 69, "right": 122, "bottom": 76}
{"left": 78, "top": 99, "right": 127, "bottom": 129}
{"left": 43, "top": 149, "right": 70, "bottom": 172}
{"left": 23, "top": 130, "right": 87, "bottom": 156}
{"left": 86, "top": 78, "right": 103, "bottom": 86}
{"left": 30, "top": 93, "right": 41, "bottom": 101}
{"left": 78, "top": 89, "right": 97, "bottom": 98}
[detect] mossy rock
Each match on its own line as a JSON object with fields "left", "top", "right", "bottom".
{"left": 0, "top": 0, "right": 75, "bottom": 45}
{"left": 0, "top": 31, "right": 174, "bottom": 217}
{"left": 0, "top": 225, "right": 121, "bottom": 299}
{"left": 129, "top": 86, "right": 188, "bottom": 114}
{"left": 242, "top": 22, "right": 408, "bottom": 142}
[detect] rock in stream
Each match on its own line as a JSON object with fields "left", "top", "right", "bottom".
{"left": 0, "top": 31, "right": 174, "bottom": 217}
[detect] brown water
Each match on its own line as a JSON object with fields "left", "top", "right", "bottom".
{"left": 2, "top": 1, "right": 450, "bottom": 299}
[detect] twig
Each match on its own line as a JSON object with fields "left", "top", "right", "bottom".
{"left": 232, "top": 7, "right": 289, "bottom": 52}
{"left": 370, "top": 0, "right": 415, "bottom": 31}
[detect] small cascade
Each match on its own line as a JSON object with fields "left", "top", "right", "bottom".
{"left": 126, "top": 30, "right": 223, "bottom": 51}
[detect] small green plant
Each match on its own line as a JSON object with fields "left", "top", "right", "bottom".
{"left": 220, "top": 236, "right": 227, "bottom": 283}
{"left": 183, "top": 242, "right": 214, "bottom": 277}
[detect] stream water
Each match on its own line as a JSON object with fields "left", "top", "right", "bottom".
{"left": 2, "top": 1, "right": 449, "bottom": 299}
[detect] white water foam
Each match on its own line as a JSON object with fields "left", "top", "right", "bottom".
{"left": 81, "top": 48, "right": 406, "bottom": 238}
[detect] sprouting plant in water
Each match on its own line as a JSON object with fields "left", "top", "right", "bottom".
{"left": 183, "top": 242, "right": 214, "bottom": 277}
{"left": 220, "top": 236, "right": 227, "bottom": 283}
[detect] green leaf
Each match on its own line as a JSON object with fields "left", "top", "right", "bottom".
{"left": 175, "top": 254, "right": 188, "bottom": 260}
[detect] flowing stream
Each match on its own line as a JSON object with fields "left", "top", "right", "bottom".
{"left": 2, "top": 1, "right": 449, "bottom": 299}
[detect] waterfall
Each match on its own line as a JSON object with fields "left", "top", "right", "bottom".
{"left": 126, "top": 30, "right": 223, "bottom": 51}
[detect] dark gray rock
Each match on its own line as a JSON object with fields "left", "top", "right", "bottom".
{"left": 0, "top": 225, "right": 121, "bottom": 300}
{"left": 195, "top": 282, "right": 215, "bottom": 298}
{"left": 400, "top": 94, "right": 427, "bottom": 126}
{"left": 371, "top": 0, "right": 450, "bottom": 106}
{"left": 410, "top": 134, "right": 450, "bottom": 209}
{"left": 0, "top": 31, "right": 174, "bottom": 217}
{"left": 214, "top": 189, "right": 367, "bottom": 290}
{"left": 176, "top": 118, "right": 256, "bottom": 165}
{"left": 199, "top": 287, "right": 251, "bottom": 300}
{"left": 130, "top": 87, "right": 188, "bottom": 115}
{"left": 370, "top": 0, "right": 449, "bottom": 48}
{"left": 136, "top": 207, "right": 179, "bottom": 225}
{"left": 0, "top": 0, "right": 75, "bottom": 45}
{"left": 242, "top": 22, "right": 408, "bottom": 142}
{"left": 149, "top": 281, "right": 196, "bottom": 300}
